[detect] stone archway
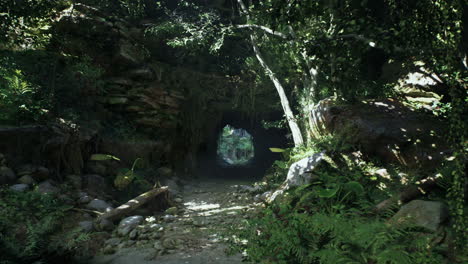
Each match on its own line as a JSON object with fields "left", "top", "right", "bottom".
{"left": 194, "top": 111, "right": 289, "bottom": 180}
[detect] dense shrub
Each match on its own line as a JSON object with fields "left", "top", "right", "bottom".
{"left": 0, "top": 188, "right": 84, "bottom": 264}
{"left": 230, "top": 159, "right": 451, "bottom": 264}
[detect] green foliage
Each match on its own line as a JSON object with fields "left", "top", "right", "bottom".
{"left": 235, "top": 0, "right": 466, "bottom": 113}
{"left": 69, "top": 55, "right": 104, "bottom": 91}
{"left": 0, "top": 51, "right": 105, "bottom": 124}
{"left": 0, "top": 0, "right": 67, "bottom": 48}
{"left": 231, "top": 142, "right": 465, "bottom": 263}
{"left": 231, "top": 163, "right": 447, "bottom": 264}
{"left": 217, "top": 125, "right": 255, "bottom": 166}
{"left": 90, "top": 154, "right": 121, "bottom": 162}
{"left": 0, "top": 56, "right": 50, "bottom": 123}
{"left": 232, "top": 209, "right": 442, "bottom": 264}
{"left": 445, "top": 84, "right": 467, "bottom": 249}
{"left": 0, "top": 188, "right": 74, "bottom": 263}
{"left": 113, "top": 158, "right": 152, "bottom": 202}
{"left": 49, "top": 227, "right": 91, "bottom": 254}
{"left": 144, "top": 1, "right": 229, "bottom": 55}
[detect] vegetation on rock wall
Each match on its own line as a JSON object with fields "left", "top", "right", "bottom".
{"left": 230, "top": 148, "right": 464, "bottom": 263}
{"left": 0, "top": 0, "right": 466, "bottom": 263}
{"left": 0, "top": 188, "right": 88, "bottom": 264}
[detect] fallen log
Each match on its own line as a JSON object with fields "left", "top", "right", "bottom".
{"left": 97, "top": 186, "right": 169, "bottom": 223}
{"left": 374, "top": 175, "right": 439, "bottom": 213}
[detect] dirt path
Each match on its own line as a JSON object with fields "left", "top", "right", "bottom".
{"left": 88, "top": 178, "right": 258, "bottom": 264}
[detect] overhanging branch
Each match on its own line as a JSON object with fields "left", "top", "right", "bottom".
{"left": 235, "top": 24, "right": 288, "bottom": 39}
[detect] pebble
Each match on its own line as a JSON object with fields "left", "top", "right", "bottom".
{"left": 154, "top": 241, "right": 164, "bottom": 251}
{"left": 150, "top": 232, "right": 164, "bottom": 239}
{"left": 163, "top": 215, "right": 176, "bottom": 223}
{"left": 103, "top": 245, "right": 116, "bottom": 255}
{"left": 162, "top": 238, "right": 179, "bottom": 249}
{"left": 117, "top": 215, "right": 144, "bottom": 236}
{"left": 129, "top": 229, "right": 138, "bottom": 240}
{"left": 165, "top": 207, "right": 178, "bottom": 215}
{"left": 105, "top": 238, "right": 121, "bottom": 247}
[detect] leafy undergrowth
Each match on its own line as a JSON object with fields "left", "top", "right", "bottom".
{"left": 228, "top": 148, "right": 465, "bottom": 264}
{"left": 0, "top": 188, "right": 90, "bottom": 264}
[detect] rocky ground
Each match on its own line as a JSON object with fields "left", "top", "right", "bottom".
{"left": 84, "top": 177, "right": 261, "bottom": 264}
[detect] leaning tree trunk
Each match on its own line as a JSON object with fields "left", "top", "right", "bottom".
{"left": 250, "top": 35, "right": 304, "bottom": 146}
{"left": 237, "top": 0, "right": 304, "bottom": 147}
{"left": 96, "top": 186, "right": 169, "bottom": 223}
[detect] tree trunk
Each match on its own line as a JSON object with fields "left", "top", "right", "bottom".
{"left": 250, "top": 34, "right": 304, "bottom": 146}
{"left": 97, "top": 186, "right": 169, "bottom": 223}
{"left": 236, "top": 0, "right": 304, "bottom": 146}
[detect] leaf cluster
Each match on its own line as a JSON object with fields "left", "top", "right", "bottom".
{"left": 0, "top": 188, "right": 74, "bottom": 263}
{"left": 231, "top": 164, "right": 447, "bottom": 263}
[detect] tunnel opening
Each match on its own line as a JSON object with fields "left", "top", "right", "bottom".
{"left": 194, "top": 111, "right": 289, "bottom": 180}
{"left": 217, "top": 125, "right": 255, "bottom": 167}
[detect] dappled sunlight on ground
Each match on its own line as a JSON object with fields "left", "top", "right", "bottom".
{"left": 184, "top": 201, "right": 220, "bottom": 211}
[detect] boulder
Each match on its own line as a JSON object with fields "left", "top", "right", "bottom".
{"left": 308, "top": 98, "right": 449, "bottom": 169}
{"left": 164, "top": 207, "right": 178, "bottom": 215}
{"left": 285, "top": 152, "right": 326, "bottom": 189}
{"left": 78, "top": 192, "right": 93, "bottom": 204}
{"left": 0, "top": 166, "right": 16, "bottom": 185}
{"left": 390, "top": 200, "right": 449, "bottom": 231}
{"left": 17, "top": 165, "right": 49, "bottom": 181}
{"left": 37, "top": 181, "right": 59, "bottom": 194}
{"left": 17, "top": 164, "right": 35, "bottom": 177}
{"left": 117, "top": 215, "right": 144, "bottom": 237}
{"left": 105, "top": 238, "right": 121, "bottom": 247}
{"left": 79, "top": 221, "right": 94, "bottom": 232}
{"left": 86, "top": 199, "right": 113, "bottom": 212}
{"left": 10, "top": 184, "right": 29, "bottom": 192}
{"left": 96, "top": 218, "right": 114, "bottom": 231}
{"left": 128, "top": 229, "right": 138, "bottom": 240}
{"left": 18, "top": 175, "right": 35, "bottom": 185}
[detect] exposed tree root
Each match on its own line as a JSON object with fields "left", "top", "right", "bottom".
{"left": 374, "top": 176, "right": 439, "bottom": 213}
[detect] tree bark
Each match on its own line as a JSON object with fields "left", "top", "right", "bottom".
{"left": 97, "top": 186, "right": 169, "bottom": 222}
{"left": 237, "top": 0, "right": 304, "bottom": 146}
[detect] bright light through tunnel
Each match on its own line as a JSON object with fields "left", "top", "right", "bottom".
{"left": 217, "top": 125, "right": 254, "bottom": 166}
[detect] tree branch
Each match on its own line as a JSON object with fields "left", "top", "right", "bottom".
{"left": 336, "top": 34, "right": 376, "bottom": 46}
{"left": 235, "top": 24, "right": 288, "bottom": 39}
{"left": 236, "top": 0, "right": 304, "bottom": 146}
